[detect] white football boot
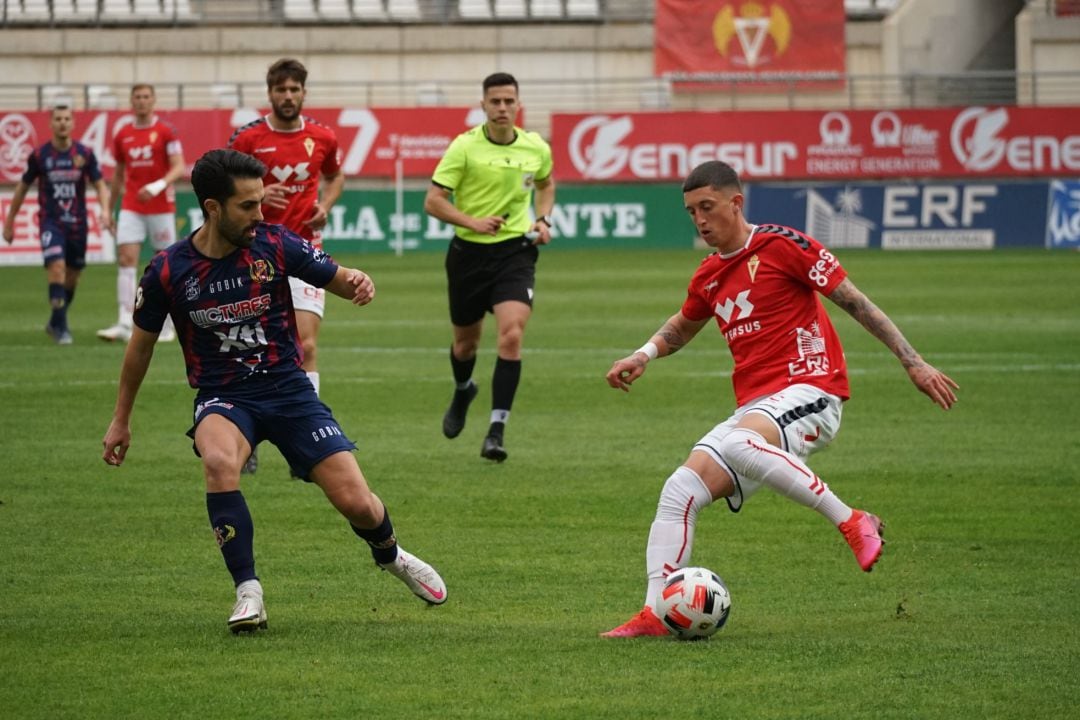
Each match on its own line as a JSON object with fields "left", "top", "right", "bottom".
{"left": 228, "top": 580, "right": 267, "bottom": 634}
{"left": 96, "top": 323, "right": 132, "bottom": 343}
{"left": 378, "top": 548, "right": 447, "bottom": 605}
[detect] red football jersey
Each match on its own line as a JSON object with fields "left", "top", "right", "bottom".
{"left": 681, "top": 224, "right": 850, "bottom": 406}
{"left": 113, "top": 116, "right": 182, "bottom": 214}
{"left": 228, "top": 115, "right": 342, "bottom": 244}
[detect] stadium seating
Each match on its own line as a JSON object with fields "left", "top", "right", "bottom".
{"left": 386, "top": 0, "right": 420, "bottom": 20}
{"left": 9, "top": 0, "right": 50, "bottom": 23}
{"left": 493, "top": 0, "right": 526, "bottom": 18}
{"left": 318, "top": 0, "right": 352, "bottom": 21}
{"left": 566, "top": 0, "right": 598, "bottom": 18}
{"left": 52, "top": 0, "right": 100, "bottom": 23}
{"left": 458, "top": 0, "right": 491, "bottom": 19}
{"left": 531, "top": 0, "right": 562, "bottom": 18}
{"left": 0, "top": 0, "right": 909, "bottom": 25}
{"left": 283, "top": 0, "right": 317, "bottom": 21}
{"left": 353, "top": 0, "right": 387, "bottom": 19}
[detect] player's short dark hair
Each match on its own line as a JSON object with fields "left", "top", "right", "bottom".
{"left": 267, "top": 58, "right": 308, "bottom": 88}
{"left": 683, "top": 161, "right": 742, "bottom": 194}
{"left": 191, "top": 149, "right": 266, "bottom": 220}
{"left": 483, "top": 72, "right": 518, "bottom": 94}
{"left": 130, "top": 83, "right": 155, "bottom": 95}
{"left": 50, "top": 105, "right": 71, "bottom": 117}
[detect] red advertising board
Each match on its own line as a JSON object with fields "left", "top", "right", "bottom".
{"left": 552, "top": 107, "right": 1080, "bottom": 181}
{"left": 655, "top": 0, "right": 846, "bottom": 82}
{"left": 0, "top": 107, "right": 487, "bottom": 182}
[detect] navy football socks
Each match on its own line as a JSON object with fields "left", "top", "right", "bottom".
{"left": 206, "top": 490, "right": 257, "bottom": 585}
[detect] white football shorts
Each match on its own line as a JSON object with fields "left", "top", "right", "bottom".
{"left": 290, "top": 276, "right": 325, "bottom": 318}
{"left": 116, "top": 210, "right": 176, "bottom": 249}
{"left": 693, "top": 383, "right": 844, "bottom": 512}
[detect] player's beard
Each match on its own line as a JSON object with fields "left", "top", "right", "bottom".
{"left": 219, "top": 215, "right": 258, "bottom": 250}
{"left": 271, "top": 99, "right": 301, "bottom": 123}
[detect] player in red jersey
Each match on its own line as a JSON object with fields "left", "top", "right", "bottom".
{"left": 98, "top": 84, "right": 185, "bottom": 344}
{"left": 600, "top": 161, "right": 959, "bottom": 638}
{"left": 229, "top": 57, "right": 344, "bottom": 474}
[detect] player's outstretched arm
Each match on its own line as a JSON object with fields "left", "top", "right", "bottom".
{"left": 827, "top": 277, "right": 959, "bottom": 410}
{"left": 325, "top": 266, "right": 375, "bottom": 306}
{"left": 102, "top": 327, "right": 158, "bottom": 466}
{"left": 606, "top": 311, "right": 708, "bottom": 392}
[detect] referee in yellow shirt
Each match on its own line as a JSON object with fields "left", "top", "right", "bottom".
{"left": 423, "top": 72, "right": 556, "bottom": 462}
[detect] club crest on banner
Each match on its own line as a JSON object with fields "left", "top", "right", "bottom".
{"left": 712, "top": 2, "right": 792, "bottom": 69}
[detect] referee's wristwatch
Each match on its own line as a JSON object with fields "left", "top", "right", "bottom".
{"left": 536, "top": 215, "right": 551, "bottom": 227}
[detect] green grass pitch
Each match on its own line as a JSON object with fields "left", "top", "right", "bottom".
{"left": 1, "top": 247, "right": 1078, "bottom": 719}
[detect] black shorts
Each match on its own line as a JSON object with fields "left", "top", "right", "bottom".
{"left": 445, "top": 235, "right": 538, "bottom": 327}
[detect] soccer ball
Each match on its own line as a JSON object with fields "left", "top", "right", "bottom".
{"left": 655, "top": 566, "right": 731, "bottom": 640}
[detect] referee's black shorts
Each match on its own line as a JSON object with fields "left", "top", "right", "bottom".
{"left": 445, "top": 235, "right": 539, "bottom": 327}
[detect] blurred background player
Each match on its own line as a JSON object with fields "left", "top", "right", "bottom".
{"left": 229, "top": 57, "right": 344, "bottom": 474}
{"left": 97, "top": 84, "right": 185, "bottom": 343}
{"left": 3, "top": 105, "right": 114, "bottom": 345}
{"left": 101, "top": 148, "right": 446, "bottom": 633}
{"left": 600, "top": 160, "right": 958, "bottom": 638}
{"left": 423, "top": 72, "right": 555, "bottom": 462}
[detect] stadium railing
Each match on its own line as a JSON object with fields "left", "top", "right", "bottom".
{"left": 3, "top": 71, "right": 1079, "bottom": 114}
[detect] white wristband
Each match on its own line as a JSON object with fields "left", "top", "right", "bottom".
{"left": 636, "top": 341, "right": 659, "bottom": 361}
{"left": 143, "top": 179, "right": 167, "bottom": 198}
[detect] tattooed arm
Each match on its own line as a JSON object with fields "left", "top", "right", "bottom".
{"left": 828, "top": 277, "right": 959, "bottom": 410}
{"left": 606, "top": 312, "right": 709, "bottom": 392}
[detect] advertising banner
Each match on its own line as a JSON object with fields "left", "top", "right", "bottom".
{"left": 745, "top": 180, "right": 1051, "bottom": 249}
{"left": 0, "top": 107, "right": 487, "bottom": 182}
{"left": 552, "top": 106, "right": 1080, "bottom": 181}
{"left": 655, "top": 0, "right": 846, "bottom": 84}
{"left": 172, "top": 184, "right": 695, "bottom": 256}
{"left": 1046, "top": 180, "right": 1080, "bottom": 249}
{"left": 0, "top": 194, "right": 114, "bottom": 266}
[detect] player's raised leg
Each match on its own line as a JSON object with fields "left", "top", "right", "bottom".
{"left": 310, "top": 452, "right": 447, "bottom": 605}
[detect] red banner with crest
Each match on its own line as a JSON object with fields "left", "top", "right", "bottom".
{"left": 655, "top": 0, "right": 846, "bottom": 83}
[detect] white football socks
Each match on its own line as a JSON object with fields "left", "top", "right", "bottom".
{"left": 644, "top": 465, "right": 713, "bottom": 609}
{"left": 117, "top": 266, "right": 137, "bottom": 328}
{"left": 717, "top": 428, "right": 851, "bottom": 525}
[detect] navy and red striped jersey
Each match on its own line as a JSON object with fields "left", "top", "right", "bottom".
{"left": 133, "top": 223, "right": 338, "bottom": 390}
{"left": 20, "top": 141, "right": 103, "bottom": 229}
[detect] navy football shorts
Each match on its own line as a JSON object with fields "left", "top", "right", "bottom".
{"left": 40, "top": 219, "right": 88, "bottom": 269}
{"left": 187, "top": 372, "right": 357, "bottom": 481}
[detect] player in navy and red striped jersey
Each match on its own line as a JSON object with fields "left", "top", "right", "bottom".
{"left": 601, "top": 161, "right": 958, "bottom": 638}
{"left": 97, "top": 84, "right": 186, "bottom": 344}
{"left": 102, "top": 149, "right": 446, "bottom": 634}
{"left": 3, "top": 105, "right": 114, "bottom": 345}
{"left": 228, "top": 57, "right": 344, "bottom": 473}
